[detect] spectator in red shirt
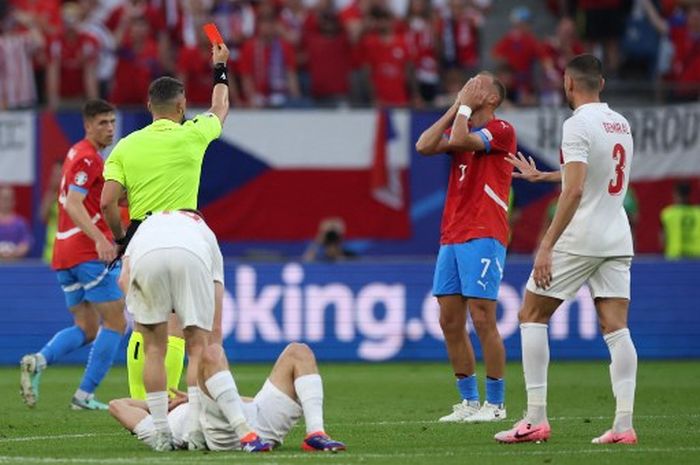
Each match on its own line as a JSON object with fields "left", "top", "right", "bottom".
{"left": 210, "top": 0, "right": 256, "bottom": 68}
{"left": 359, "top": 6, "right": 415, "bottom": 107}
{"left": 303, "top": 5, "right": 352, "bottom": 104}
{"left": 177, "top": 25, "right": 218, "bottom": 107}
{"left": 405, "top": 0, "right": 439, "bottom": 105}
{"left": 105, "top": 0, "right": 172, "bottom": 74}
{"left": 540, "top": 17, "right": 586, "bottom": 105}
{"left": 105, "top": 0, "right": 167, "bottom": 43}
{"left": 279, "top": 0, "right": 309, "bottom": 49}
{"left": 670, "top": 5, "right": 700, "bottom": 99}
{"left": 491, "top": 6, "right": 540, "bottom": 105}
{"left": 110, "top": 12, "right": 161, "bottom": 106}
{"left": 10, "top": 0, "right": 60, "bottom": 36}
{"left": 280, "top": 0, "right": 312, "bottom": 95}
{"left": 10, "top": 0, "right": 59, "bottom": 103}
{"left": 340, "top": 0, "right": 375, "bottom": 44}
{"left": 239, "top": 10, "right": 300, "bottom": 107}
{"left": 46, "top": 2, "right": 99, "bottom": 109}
{"left": 0, "top": 4, "right": 44, "bottom": 109}
{"left": 438, "top": 0, "right": 483, "bottom": 72}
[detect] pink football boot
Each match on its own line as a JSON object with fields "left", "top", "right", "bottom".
{"left": 494, "top": 419, "right": 551, "bottom": 444}
{"left": 591, "top": 429, "right": 637, "bottom": 444}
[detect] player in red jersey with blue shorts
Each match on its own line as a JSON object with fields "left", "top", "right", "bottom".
{"left": 416, "top": 73, "right": 516, "bottom": 423}
{"left": 20, "top": 100, "right": 126, "bottom": 411}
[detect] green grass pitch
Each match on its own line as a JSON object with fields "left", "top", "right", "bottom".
{"left": 1, "top": 361, "right": 699, "bottom": 465}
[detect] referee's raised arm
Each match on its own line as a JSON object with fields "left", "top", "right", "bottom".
{"left": 209, "top": 43, "right": 230, "bottom": 126}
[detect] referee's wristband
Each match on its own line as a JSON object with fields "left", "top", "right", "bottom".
{"left": 213, "top": 63, "right": 228, "bottom": 86}
{"left": 458, "top": 104, "right": 472, "bottom": 119}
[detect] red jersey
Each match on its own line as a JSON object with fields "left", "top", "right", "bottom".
{"left": 49, "top": 32, "right": 100, "bottom": 98}
{"left": 359, "top": 32, "right": 411, "bottom": 106}
{"left": 436, "top": 12, "right": 482, "bottom": 69}
{"left": 177, "top": 46, "right": 212, "bottom": 105}
{"left": 105, "top": 4, "right": 166, "bottom": 40}
{"left": 492, "top": 29, "right": 542, "bottom": 75}
{"left": 238, "top": 38, "right": 296, "bottom": 97}
{"left": 540, "top": 38, "right": 586, "bottom": 75}
{"left": 110, "top": 39, "right": 160, "bottom": 105}
{"left": 303, "top": 28, "right": 351, "bottom": 98}
{"left": 52, "top": 140, "right": 113, "bottom": 270}
{"left": 440, "top": 118, "right": 516, "bottom": 246}
{"left": 405, "top": 17, "right": 439, "bottom": 84}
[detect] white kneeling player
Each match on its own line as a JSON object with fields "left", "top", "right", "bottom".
{"left": 496, "top": 54, "right": 639, "bottom": 445}
{"left": 109, "top": 342, "right": 346, "bottom": 452}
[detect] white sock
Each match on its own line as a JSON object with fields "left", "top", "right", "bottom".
{"left": 36, "top": 353, "right": 47, "bottom": 370}
{"left": 521, "top": 323, "right": 549, "bottom": 424}
{"left": 73, "top": 389, "right": 91, "bottom": 401}
{"left": 185, "top": 386, "right": 202, "bottom": 434}
{"left": 294, "top": 374, "right": 324, "bottom": 434}
{"left": 204, "top": 371, "right": 252, "bottom": 438}
{"left": 604, "top": 328, "right": 637, "bottom": 433}
{"left": 146, "top": 391, "right": 170, "bottom": 433}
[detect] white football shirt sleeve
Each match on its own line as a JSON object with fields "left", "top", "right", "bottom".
{"left": 561, "top": 116, "right": 590, "bottom": 164}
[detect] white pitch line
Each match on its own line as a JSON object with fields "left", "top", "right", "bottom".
{"left": 0, "top": 433, "right": 123, "bottom": 443}
{"left": 2, "top": 413, "right": 699, "bottom": 443}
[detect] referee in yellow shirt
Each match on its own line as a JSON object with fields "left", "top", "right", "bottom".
{"left": 100, "top": 43, "right": 231, "bottom": 449}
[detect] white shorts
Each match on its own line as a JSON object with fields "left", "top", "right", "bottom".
{"left": 200, "top": 379, "right": 302, "bottom": 451}
{"left": 133, "top": 403, "right": 188, "bottom": 449}
{"left": 526, "top": 251, "right": 632, "bottom": 301}
{"left": 127, "top": 248, "right": 215, "bottom": 330}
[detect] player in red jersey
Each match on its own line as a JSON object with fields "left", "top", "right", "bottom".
{"left": 416, "top": 73, "right": 516, "bottom": 423}
{"left": 20, "top": 100, "right": 125, "bottom": 411}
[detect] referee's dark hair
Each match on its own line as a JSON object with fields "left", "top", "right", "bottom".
{"left": 565, "top": 54, "right": 603, "bottom": 92}
{"left": 148, "top": 77, "right": 185, "bottom": 109}
{"left": 82, "top": 99, "right": 115, "bottom": 119}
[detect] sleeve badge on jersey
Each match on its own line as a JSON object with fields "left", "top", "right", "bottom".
{"left": 74, "top": 171, "right": 89, "bottom": 186}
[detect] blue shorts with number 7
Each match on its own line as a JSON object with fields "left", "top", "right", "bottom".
{"left": 432, "top": 238, "right": 506, "bottom": 300}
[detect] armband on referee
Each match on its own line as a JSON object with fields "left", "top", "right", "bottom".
{"left": 213, "top": 63, "right": 228, "bottom": 87}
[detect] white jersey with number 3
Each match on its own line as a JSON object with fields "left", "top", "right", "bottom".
{"left": 555, "top": 102, "right": 634, "bottom": 257}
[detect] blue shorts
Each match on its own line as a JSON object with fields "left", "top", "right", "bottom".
{"left": 56, "top": 261, "right": 123, "bottom": 309}
{"left": 432, "top": 238, "right": 506, "bottom": 300}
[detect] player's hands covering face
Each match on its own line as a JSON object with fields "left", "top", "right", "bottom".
{"left": 458, "top": 77, "right": 489, "bottom": 109}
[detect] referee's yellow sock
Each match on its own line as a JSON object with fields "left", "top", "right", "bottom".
{"left": 126, "top": 331, "right": 185, "bottom": 400}
{"left": 165, "top": 335, "right": 185, "bottom": 395}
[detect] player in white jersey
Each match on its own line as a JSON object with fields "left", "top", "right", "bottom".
{"left": 108, "top": 342, "right": 346, "bottom": 452}
{"left": 120, "top": 210, "right": 268, "bottom": 452}
{"left": 495, "top": 55, "right": 639, "bottom": 445}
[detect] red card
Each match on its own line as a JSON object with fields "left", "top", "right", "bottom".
{"left": 203, "top": 23, "right": 224, "bottom": 45}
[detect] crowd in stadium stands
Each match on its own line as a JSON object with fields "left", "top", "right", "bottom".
{"left": 0, "top": 185, "right": 32, "bottom": 259}
{"left": 1, "top": 0, "right": 699, "bottom": 110}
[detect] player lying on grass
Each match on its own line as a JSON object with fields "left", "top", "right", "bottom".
{"left": 109, "top": 342, "right": 346, "bottom": 453}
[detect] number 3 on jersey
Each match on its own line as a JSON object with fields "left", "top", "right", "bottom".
{"left": 608, "top": 143, "right": 626, "bottom": 196}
